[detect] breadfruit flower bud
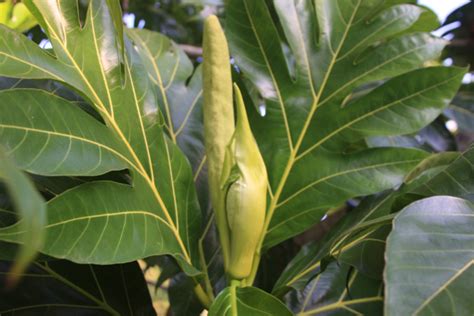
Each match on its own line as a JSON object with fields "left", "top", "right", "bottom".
{"left": 202, "top": 15, "right": 234, "bottom": 267}
{"left": 221, "top": 84, "right": 267, "bottom": 280}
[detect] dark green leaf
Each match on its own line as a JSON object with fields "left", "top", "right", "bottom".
{"left": 0, "top": 260, "right": 154, "bottom": 316}
{"left": 168, "top": 273, "right": 204, "bottom": 316}
{"left": 296, "top": 262, "right": 383, "bottom": 316}
{"left": 274, "top": 145, "right": 473, "bottom": 296}
{"left": 411, "top": 146, "right": 474, "bottom": 200}
{"left": 273, "top": 192, "right": 395, "bottom": 295}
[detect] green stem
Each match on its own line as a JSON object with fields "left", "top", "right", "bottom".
{"left": 230, "top": 279, "right": 241, "bottom": 316}
{"left": 194, "top": 283, "right": 212, "bottom": 308}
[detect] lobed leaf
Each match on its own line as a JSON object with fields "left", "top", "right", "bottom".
{"left": 226, "top": 0, "right": 465, "bottom": 250}
{"left": 0, "top": 0, "right": 202, "bottom": 274}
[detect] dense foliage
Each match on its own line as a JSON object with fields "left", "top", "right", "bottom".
{"left": 0, "top": 0, "right": 472, "bottom": 315}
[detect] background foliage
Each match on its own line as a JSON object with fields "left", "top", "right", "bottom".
{"left": 0, "top": 0, "right": 472, "bottom": 315}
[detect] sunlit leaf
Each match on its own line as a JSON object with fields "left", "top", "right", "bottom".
{"left": 0, "top": 0, "right": 201, "bottom": 274}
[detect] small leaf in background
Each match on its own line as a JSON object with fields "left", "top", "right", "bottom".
{"left": 445, "top": 84, "right": 474, "bottom": 134}
{"left": 385, "top": 196, "right": 474, "bottom": 315}
{"left": 410, "top": 146, "right": 474, "bottom": 200}
{"left": 0, "top": 149, "right": 46, "bottom": 285}
{"left": 272, "top": 191, "right": 396, "bottom": 297}
{"left": 168, "top": 273, "right": 204, "bottom": 316}
{"left": 296, "top": 262, "right": 383, "bottom": 316}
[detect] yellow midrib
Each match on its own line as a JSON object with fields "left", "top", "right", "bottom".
{"left": 243, "top": 0, "right": 294, "bottom": 151}
{"left": 131, "top": 32, "right": 177, "bottom": 143}
{"left": 38, "top": 10, "right": 192, "bottom": 263}
{"left": 298, "top": 296, "right": 383, "bottom": 315}
{"left": 258, "top": 0, "right": 361, "bottom": 252}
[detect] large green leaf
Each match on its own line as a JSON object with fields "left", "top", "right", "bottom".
{"left": 0, "top": 260, "right": 154, "bottom": 316}
{"left": 385, "top": 196, "right": 474, "bottom": 315}
{"left": 226, "top": 0, "right": 465, "bottom": 250}
{"left": 273, "top": 146, "right": 473, "bottom": 296}
{"left": 0, "top": 0, "right": 201, "bottom": 274}
{"left": 127, "top": 29, "right": 204, "bottom": 156}
{"left": 278, "top": 147, "right": 473, "bottom": 313}
{"left": 209, "top": 286, "right": 292, "bottom": 316}
{"left": 273, "top": 191, "right": 396, "bottom": 296}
